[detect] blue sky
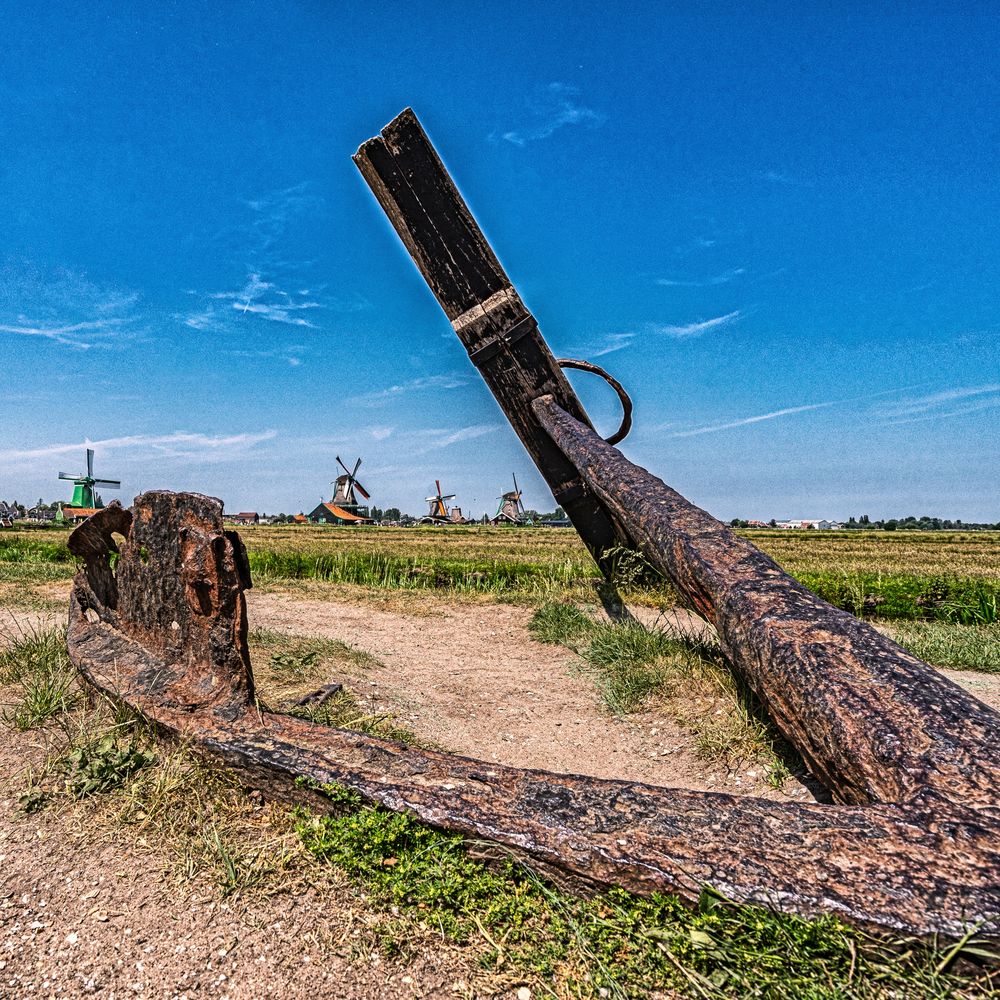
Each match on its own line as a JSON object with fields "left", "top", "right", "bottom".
{"left": 2, "top": 3, "right": 998, "bottom": 520}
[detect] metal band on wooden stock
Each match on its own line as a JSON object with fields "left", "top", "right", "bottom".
{"left": 62, "top": 108, "right": 1000, "bottom": 947}
{"left": 467, "top": 315, "right": 536, "bottom": 369}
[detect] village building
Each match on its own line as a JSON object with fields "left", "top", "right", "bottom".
{"left": 231, "top": 512, "right": 260, "bottom": 525}
{"left": 308, "top": 501, "right": 371, "bottom": 525}
{"left": 57, "top": 506, "right": 101, "bottom": 524}
{"left": 775, "top": 519, "right": 843, "bottom": 530}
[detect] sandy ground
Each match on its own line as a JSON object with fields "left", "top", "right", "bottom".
{"left": 0, "top": 803, "right": 476, "bottom": 999}
{"left": 248, "top": 593, "right": 798, "bottom": 800}
{"left": 3, "top": 586, "right": 999, "bottom": 997}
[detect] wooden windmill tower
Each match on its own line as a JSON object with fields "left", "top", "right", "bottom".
{"left": 58, "top": 449, "right": 120, "bottom": 512}
{"left": 492, "top": 473, "right": 529, "bottom": 525}
{"left": 331, "top": 456, "right": 371, "bottom": 515}
{"left": 308, "top": 456, "right": 373, "bottom": 525}
{"left": 421, "top": 480, "right": 464, "bottom": 524}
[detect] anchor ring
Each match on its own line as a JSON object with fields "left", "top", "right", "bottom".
{"left": 555, "top": 358, "right": 633, "bottom": 445}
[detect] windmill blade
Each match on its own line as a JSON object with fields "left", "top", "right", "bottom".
{"left": 435, "top": 480, "right": 442, "bottom": 495}
{"left": 424, "top": 496, "right": 439, "bottom": 503}
{"left": 87, "top": 449, "right": 94, "bottom": 477}
{"left": 352, "top": 457, "right": 362, "bottom": 477}
{"left": 93, "top": 479, "right": 121, "bottom": 490}
{"left": 512, "top": 472, "right": 520, "bottom": 495}
{"left": 353, "top": 480, "right": 371, "bottom": 500}
{"left": 58, "top": 472, "right": 86, "bottom": 481}
{"left": 336, "top": 455, "right": 353, "bottom": 476}
{"left": 441, "top": 494, "right": 456, "bottom": 501}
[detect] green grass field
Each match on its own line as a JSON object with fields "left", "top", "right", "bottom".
{"left": 4, "top": 524, "right": 998, "bottom": 622}
{"left": 3, "top": 524, "right": 998, "bottom": 993}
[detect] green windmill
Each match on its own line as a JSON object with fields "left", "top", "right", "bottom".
{"left": 58, "top": 448, "right": 121, "bottom": 510}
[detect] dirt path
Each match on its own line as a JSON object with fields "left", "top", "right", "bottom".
{"left": 248, "top": 593, "right": 792, "bottom": 800}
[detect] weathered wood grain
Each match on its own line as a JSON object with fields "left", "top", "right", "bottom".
{"left": 354, "top": 109, "right": 631, "bottom": 572}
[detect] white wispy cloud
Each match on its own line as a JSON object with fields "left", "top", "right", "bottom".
{"left": 409, "top": 424, "right": 501, "bottom": 455}
{"left": 565, "top": 332, "right": 636, "bottom": 358}
{"left": 883, "top": 384, "right": 1000, "bottom": 417}
{"left": 0, "top": 430, "right": 277, "bottom": 467}
{"left": 225, "top": 344, "right": 308, "bottom": 367}
{"left": 881, "top": 384, "right": 1000, "bottom": 425}
{"left": 656, "top": 268, "right": 746, "bottom": 288}
{"left": 183, "top": 270, "right": 324, "bottom": 330}
{"left": 242, "top": 182, "right": 323, "bottom": 255}
{"left": 493, "top": 83, "right": 605, "bottom": 146}
{"left": 0, "top": 318, "right": 130, "bottom": 349}
{"left": 180, "top": 183, "right": 364, "bottom": 332}
{"left": 349, "top": 374, "right": 471, "bottom": 407}
{"left": 0, "top": 269, "right": 142, "bottom": 350}
{"left": 756, "top": 169, "right": 811, "bottom": 186}
{"left": 369, "top": 426, "right": 394, "bottom": 441}
{"left": 667, "top": 402, "right": 835, "bottom": 438}
{"left": 654, "top": 310, "right": 743, "bottom": 338}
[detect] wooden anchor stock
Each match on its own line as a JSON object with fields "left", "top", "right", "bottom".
{"left": 353, "top": 109, "right": 636, "bottom": 575}
{"left": 61, "top": 109, "right": 1000, "bottom": 946}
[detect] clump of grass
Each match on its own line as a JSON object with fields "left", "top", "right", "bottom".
{"left": 290, "top": 686, "right": 438, "bottom": 749}
{"left": 0, "top": 536, "right": 74, "bottom": 564}
{"left": 0, "top": 625, "right": 79, "bottom": 729}
{"left": 298, "top": 790, "right": 995, "bottom": 998}
{"left": 247, "top": 627, "right": 434, "bottom": 748}
{"left": 247, "top": 548, "right": 595, "bottom": 597}
{"left": 527, "top": 601, "right": 594, "bottom": 647}
{"left": 249, "top": 627, "right": 382, "bottom": 673}
{"left": 888, "top": 621, "right": 1000, "bottom": 673}
{"left": 529, "top": 604, "right": 788, "bottom": 772}
{"left": 585, "top": 620, "right": 679, "bottom": 714}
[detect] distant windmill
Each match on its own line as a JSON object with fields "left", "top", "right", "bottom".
{"left": 331, "top": 456, "right": 371, "bottom": 513}
{"left": 493, "top": 473, "right": 529, "bottom": 525}
{"left": 58, "top": 448, "right": 120, "bottom": 510}
{"left": 421, "top": 480, "right": 464, "bottom": 524}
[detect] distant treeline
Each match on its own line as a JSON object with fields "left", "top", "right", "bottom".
{"left": 843, "top": 515, "right": 1000, "bottom": 531}
{"left": 731, "top": 516, "right": 1000, "bottom": 531}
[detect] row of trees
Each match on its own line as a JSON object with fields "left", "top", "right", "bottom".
{"left": 728, "top": 515, "right": 1000, "bottom": 531}
{"left": 844, "top": 515, "right": 1000, "bottom": 531}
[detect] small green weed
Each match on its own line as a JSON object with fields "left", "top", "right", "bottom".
{"left": 62, "top": 732, "right": 154, "bottom": 799}
{"left": 269, "top": 648, "right": 320, "bottom": 677}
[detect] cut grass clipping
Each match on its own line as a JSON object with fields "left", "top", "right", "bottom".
{"left": 298, "top": 785, "right": 997, "bottom": 999}
{"left": 529, "top": 603, "right": 792, "bottom": 781}
{"left": 4, "top": 626, "right": 999, "bottom": 996}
